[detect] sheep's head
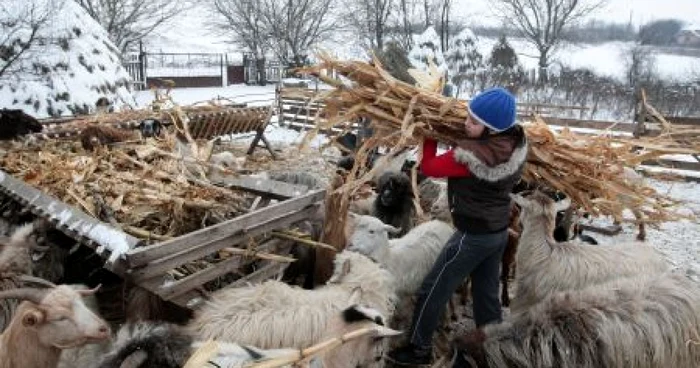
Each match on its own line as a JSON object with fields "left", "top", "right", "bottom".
{"left": 346, "top": 213, "right": 400, "bottom": 257}
{"left": 333, "top": 305, "right": 402, "bottom": 364}
{"left": 138, "top": 118, "right": 163, "bottom": 138}
{"left": 328, "top": 250, "right": 384, "bottom": 285}
{"left": 0, "top": 284, "right": 110, "bottom": 348}
{"left": 376, "top": 172, "right": 412, "bottom": 208}
{"left": 511, "top": 191, "right": 570, "bottom": 228}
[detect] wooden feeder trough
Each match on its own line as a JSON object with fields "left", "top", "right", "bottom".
{"left": 0, "top": 167, "right": 325, "bottom": 311}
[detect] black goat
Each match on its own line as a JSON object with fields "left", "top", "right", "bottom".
{"left": 373, "top": 171, "right": 415, "bottom": 238}
{"left": 0, "top": 109, "right": 43, "bottom": 140}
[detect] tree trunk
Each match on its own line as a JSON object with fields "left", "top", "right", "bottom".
{"left": 255, "top": 57, "right": 266, "bottom": 86}
{"left": 538, "top": 49, "right": 549, "bottom": 84}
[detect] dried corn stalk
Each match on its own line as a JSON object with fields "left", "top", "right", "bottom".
{"left": 299, "top": 53, "right": 697, "bottom": 226}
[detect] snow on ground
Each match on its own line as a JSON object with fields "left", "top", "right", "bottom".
{"left": 583, "top": 179, "right": 700, "bottom": 282}
{"left": 132, "top": 84, "right": 277, "bottom": 109}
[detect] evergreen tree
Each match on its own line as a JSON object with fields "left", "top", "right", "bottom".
{"left": 408, "top": 26, "right": 447, "bottom": 75}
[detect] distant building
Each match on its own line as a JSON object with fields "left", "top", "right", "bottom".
{"left": 676, "top": 25, "right": 700, "bottom": 46}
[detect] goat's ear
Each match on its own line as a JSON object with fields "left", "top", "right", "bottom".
{"left": 21, "top": 309, "right": 45, "bottom": 327}
{"left": 383, "top": 224, "right": 402, "bottom": 235}
{"left": 553, "top": 197, "right": 572, "bottom": 213}
{"left": 373, "top": 325, "right": 403, "bottom": 337}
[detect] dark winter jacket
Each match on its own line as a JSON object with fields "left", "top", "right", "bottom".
{"left": 421, "top": 125, "right": 527, "bottom": 234}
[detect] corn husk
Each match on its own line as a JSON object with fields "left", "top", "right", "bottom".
{"left": 299, "top": 53, "right": 697, "bottom": 226}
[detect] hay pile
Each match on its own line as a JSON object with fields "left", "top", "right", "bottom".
{"left": 0, "top": 134, "right": 251, "bottom": 243}
{"left": 300, "top": 53, "right": 697, "bottom": 226}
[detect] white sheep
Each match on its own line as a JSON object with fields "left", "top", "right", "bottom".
{"left": 187, "top": 250, "right": 399, "bottom": 367}
{"left": 96, "top": 305, "right": 399, "bottom": 368}
{"left": 453, "top": 271, "right": 700, "bottom": 368}
{"left": 0, "top": 284, "right": 111, "bottom": 368}
{"left": 346, "top": 213, "right": 454, "bottom": 295}
{"left": 510, "top": 191, "right": 669, "bottom": 312}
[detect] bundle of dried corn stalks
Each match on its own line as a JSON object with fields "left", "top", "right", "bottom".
{"left": 300, "top": 53, "right": 696, "bottom": 226}
{"left": 0, "top": 134, "right": 251, "bottom": 242}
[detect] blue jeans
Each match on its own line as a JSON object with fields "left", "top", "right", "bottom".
{"left": 408, "top": 229, "right": 508, "bottom": 348}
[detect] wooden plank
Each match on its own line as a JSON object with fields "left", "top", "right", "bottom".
{"left": 125, "top": 188, "right": 325, "bottom": 267}
{"left": 167, "top": 261, "right": 289, "bottom": 310}
{"left": 539, "top": 117, "right": 637, "bottom": 133}
{"left": 579, "top": 224, "right": 623, "bottom": 236}
{"left": 213, "top": 176, "right": 309, "bottom": 200}
{"left": 156, "top": 238, "right": 289, "bottom": 301}
{"left": 642, "top": 159, "right": 700, "bottom": 171}
{"left": 665, "top": 116, "right": 700, "bottom": 127}
{"left": 128, "top": 203, "right": 320, "bottom": 281}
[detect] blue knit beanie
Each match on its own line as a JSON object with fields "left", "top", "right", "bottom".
{"left": 468, "top": 87, "right": 517, "bottom": 132}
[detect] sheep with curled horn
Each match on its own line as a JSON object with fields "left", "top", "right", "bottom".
{"left": 452, "top": 272, "right": 700, "bottom": 368}
{"left": 0, "top": 284, "right": 111, "bottom": 368}
{"left": 0, "top": 222, "right": 60, "bottom": 332}
{"left": 509, "top": 191, "right": 669, "bottom": 313}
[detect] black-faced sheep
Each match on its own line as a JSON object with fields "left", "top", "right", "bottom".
{"left": 452, "top": 272, "right": 700, "bottom": 368}
{"left": 0, "top": 284, "right": 111, "bottom": 368}
{"left": 509, "top": 191, "right": 669, "bottom": 313}
{"left": 373, "top": 171, "right": 415, "bottom": 238}
{"left": 137, "top": 118, "right": 163, "bottom": 138}
{"left": 0, "top": 108, "right": 43, "bottom": 140}
{"left": 187, "top": 251, "right": 399, "bottom": 367}
{"left": 346, "top": 213, "right": 454, "bottom": 295}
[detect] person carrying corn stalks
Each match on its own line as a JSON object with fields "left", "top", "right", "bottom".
{"left": 386, "top": 87, "right": 528, "bottom": 366}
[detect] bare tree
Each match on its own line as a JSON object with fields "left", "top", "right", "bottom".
{"left": 0, "top": 0, "right": 61, "bottom": 80}
{"left": 261, "top": 0, "right": 339, "bottom": 68}
{"left": 438, "top": 0, "right": 453, "bottom": 52}
{"left": 76, "top": 0, "right": 188, "bottom": 54}
{"left": 493, "top": 0, "right": 606, "bottom": 81}
{"left": 210, "top": 0, "right": 269, "bottom": 84}
{"left": 395, "top": 0, "right": 416, "bottom": 50}
{"left": 345, "top": 0, "right": 392, "bottom": 51}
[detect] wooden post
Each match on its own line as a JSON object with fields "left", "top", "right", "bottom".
{"left": 314, "top": 174, "right": 348, "bottom": 285}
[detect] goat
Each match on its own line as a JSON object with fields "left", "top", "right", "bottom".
{"left": 346, "top": 213, "right": 454, "bottom": 295}
{"left": 188, "top": 251, "right": 398, "bottom": 367}
{"left": 509, "top": 191, "right": 669, "bottom": 312}
{"left": 373, "top": 171, "right": 415, "bottom": 238}
{"left": 452, "top": 272, "right": 700, "bottom": 368}
{"left": 0, "top": 222, "right": 54, "bottom": 332}
{"left": 0, "top": 108, "right": 43, "bottom": 140}
{"left": 0, "top": 284, "right": 111, "bottom": 368}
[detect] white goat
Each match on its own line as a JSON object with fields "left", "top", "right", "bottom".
{"left": 188, "top": 251, "right": 399, "bottom": 367}
{"left": 346, "top": 213, "right": 454, "bottom": 295}
{"left": 0, "top": 284, "right": 111, "bottom": 368}
{"left": 510, "top": 191, "right": 669, "bottom": 312}
{"left": 453, "top": 271, "right": 700, "bottom": 368}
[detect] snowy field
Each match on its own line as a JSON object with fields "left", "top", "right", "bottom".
{"left": 135, "top": 85, "right": 699, "bottom": 281}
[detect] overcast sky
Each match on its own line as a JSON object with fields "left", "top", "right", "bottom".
{"left": 453, "top": 0, "right": 700, "bottom": 28}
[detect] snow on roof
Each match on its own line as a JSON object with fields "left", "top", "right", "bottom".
{"left": 0, "top": 0, "right": 134, "bottom": 118}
